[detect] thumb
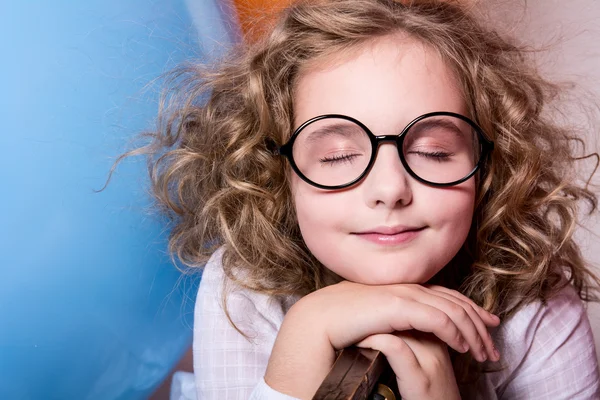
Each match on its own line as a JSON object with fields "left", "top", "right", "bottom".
{"left": 356, "top": 333, "right": 427, "bottom": 390}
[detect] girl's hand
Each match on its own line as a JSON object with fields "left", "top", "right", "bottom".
{"left": 264, "top": 281, "right": 500, "bottom": 398}
{"left": 319, "top": 281, "right": 500, "bottom": 361}
{"left": 357, "top": 331, "right": 461, "bottom": 400}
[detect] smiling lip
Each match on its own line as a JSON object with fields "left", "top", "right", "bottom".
{"left": 353, "top": 226, "right": 426, "bottom": 245}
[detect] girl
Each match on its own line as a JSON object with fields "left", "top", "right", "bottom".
{"left": 135, "top": 0, "right": 600, "bottom": 398}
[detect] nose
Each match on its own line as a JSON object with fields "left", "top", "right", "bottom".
{"left": 363, "top": 143, "right": 413, "bottom": 208}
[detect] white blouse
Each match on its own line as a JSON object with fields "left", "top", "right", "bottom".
{"left": 175, "top": 248, "right": 600, "bottom": 399}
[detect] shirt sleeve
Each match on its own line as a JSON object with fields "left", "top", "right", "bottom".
{"left": 192, "top": 248, "right": 300, "bottom": 400}
{"left": 249, "top": 377, "right": 301, "bottom": 400}
{"left": 495, "top": 283, "right": 600, "bottom": 399}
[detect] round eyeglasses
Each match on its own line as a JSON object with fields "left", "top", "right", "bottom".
{"left": 277, "top": 112, "right": 494, "bottom": 190}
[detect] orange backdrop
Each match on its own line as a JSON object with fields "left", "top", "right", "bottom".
{"left": 232, "top": 0, "right": 295, "bottom": 43}
{"left": 232, "top": 0, "right": 469, "bottom": 42}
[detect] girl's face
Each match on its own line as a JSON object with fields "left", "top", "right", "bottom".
{"left": 291, "top": 35, "right": 476, "bottom": 285}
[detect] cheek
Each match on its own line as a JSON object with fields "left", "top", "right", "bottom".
{"left": 294, "top": 181, "right": 336, "bottom": 232}
{"left": 292, "top": 176, "right": 348, "bottom": 252}
{"left": 427, "top": 183, "right": 476, "bottom": 240}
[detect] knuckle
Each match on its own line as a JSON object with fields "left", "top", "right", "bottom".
{"left": 435, "top": 312, "right": 453, "bottom": 329}
{"left": 366, "top": 334, "right": 386, "bottom": 349}
{"left": 390, "top": 294, "right": 406, "bottom": 310}
{"left": 388, "top": 337, "right": 407, "bottom": 354}
{"left": 427, "top": 354, "right": 445, "bottom": 370}
{"left": 415, "top": 376, "right": 432, "bottom": 392}
{"left": 464, "top": 302, "right": 477, "bottom": 316}
{"left": 454, "top": 330, "right": 464, "bottom": 344}
{"left": 449, "top": 304, "right": 468, "bottom": 320}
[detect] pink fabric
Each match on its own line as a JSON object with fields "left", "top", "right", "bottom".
{"left": 189, "top": 248, "right": 600, "bottom": 399}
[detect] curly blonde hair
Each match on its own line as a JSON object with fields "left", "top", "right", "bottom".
{"left": 117, "top": 0, "right": 600, "bottom": 388}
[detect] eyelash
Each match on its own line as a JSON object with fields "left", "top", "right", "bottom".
{"left": 319, "top": 154, "right": 361, "bottom": 164}
{"left": 320, "top": 151, "right": 453, "bottom": 164}
{"left": 409, "top": 150, "right": 453, "bottom": 161}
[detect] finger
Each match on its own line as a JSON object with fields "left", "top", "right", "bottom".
{"left": 426, "top": 285, "right": 501, "bottom": 326}
{"left": 356, "top": 333, "right": 429, "bottom": 393}
{"left": 422, "top": 286, "right": 501, "bottom": 362}
{"left": 386, "top": 298, "right": 470, "bottom": 354}
{"left": 388, "top": 287, "right": 490, "bottom": 361}
{"left": 405, "top": 287, "right": 491, "bottom": 362}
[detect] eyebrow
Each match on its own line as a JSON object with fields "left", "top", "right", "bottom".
{"left": 408, "top": 118, "right": 468, "bottom": 139}
{"left": 303, "top": 122, "right": 366, "bottom": 143}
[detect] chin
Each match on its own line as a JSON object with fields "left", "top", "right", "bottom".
{"left": 349, "top": 265, "right": 432, "bottom": 286}
{"left": 317, "top": 250, "right": 441, "bottom": 285}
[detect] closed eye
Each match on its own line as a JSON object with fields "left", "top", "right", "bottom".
{"left": 319, "top": 154, "right": 362, "bottom": 164}
{"left": 408, "top": 150, "right": 454, "bottom": 161}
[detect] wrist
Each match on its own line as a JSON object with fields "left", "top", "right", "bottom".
{"left": 265, "top": 299, "right": 336, "bottom": 399}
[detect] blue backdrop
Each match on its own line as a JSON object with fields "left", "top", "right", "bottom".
{"left": 0, "top": 1, "right": 236, "bottom": 398}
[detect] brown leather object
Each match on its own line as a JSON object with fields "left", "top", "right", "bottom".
{"left": 313, "top": 347, "right": 400, "bottom": 400}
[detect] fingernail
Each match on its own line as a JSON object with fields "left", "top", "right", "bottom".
{"left": 461, "top": 341, "right": 469, "bottom": 353}
{"left": 493, "top": 346, "right": 501, "bottom": 360}
{"left": 480, "top": 346, "right": 487, "bottom": 362}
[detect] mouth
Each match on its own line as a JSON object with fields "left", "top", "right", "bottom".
{"left": 352, "top": 226, "right": 426, "bottom": 245}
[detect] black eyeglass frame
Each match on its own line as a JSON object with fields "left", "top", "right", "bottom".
{"left": 277, "top": 111, "right": 495, "bottom": 190}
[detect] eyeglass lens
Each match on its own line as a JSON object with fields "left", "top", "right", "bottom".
{"left": 291, "top": 115, "right": 481, "bottom": 187}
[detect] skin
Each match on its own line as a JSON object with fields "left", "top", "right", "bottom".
{"left": 264, "top": 35, "right": 500, "bottom": 399}
{"left": 292, "top": 36, "right": 475, "bottom": 286}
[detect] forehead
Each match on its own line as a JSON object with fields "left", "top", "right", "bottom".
{"left": 292, "top": 34, "right": 466, "bottom": 133}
